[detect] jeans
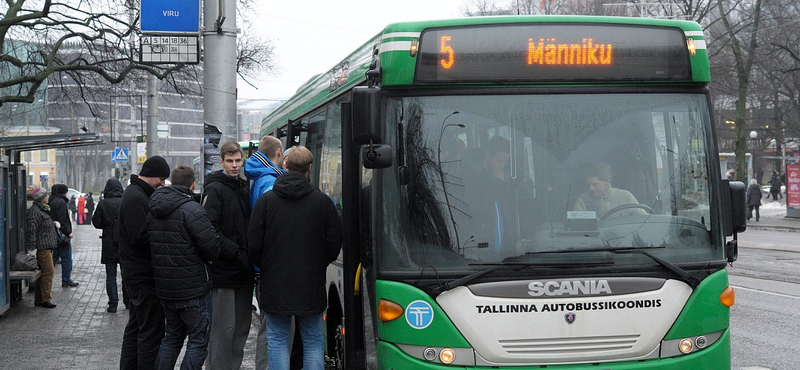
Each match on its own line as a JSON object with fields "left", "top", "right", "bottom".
{"left": 155, "top": 292, "right": 213, "bottom": 370}
{"left": 120, "top": 285, "right": 165, "bottom": 370}
{"left": 206, "top": 287, "right": 252, "bottom": 370}
{"left": 52, "top": 240, "right": 73, "bottom": 283}
{"left": 265, "top": 313, "right": 324, "bottom": 370}
{"left": 748, "top": 205, "right": 760, "bottom": 221}
{"left": 105, "top": 263, "right": 127, "bottom": 307}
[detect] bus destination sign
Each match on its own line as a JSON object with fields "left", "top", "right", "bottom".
{"left": 416, "top": 24, "right": 692, "bottom": 83}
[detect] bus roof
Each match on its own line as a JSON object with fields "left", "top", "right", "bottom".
{"left": 261, "top": 15, "right": 708, "bottom": 136}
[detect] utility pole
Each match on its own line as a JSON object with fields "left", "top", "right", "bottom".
{"left": 203, "top": 0, "right": 238, "bottom": 143}
{"left": 146, "top": 75, "right": 159, "bottom": 157}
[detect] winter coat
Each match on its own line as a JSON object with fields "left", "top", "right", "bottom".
{"left": 86, "top": 195, "right": 95, "bottom": 218}
{"left": 770, "top": 173, "right": 782, "bottom": 193}
{"left": 77, "top": 196, "right": 86, "bottom": 215}
{"left": 248, "top": 171, "right": 342, "bottom": 315}
{"left": 92, "top": 179, "right": 124, "bottom": 264}
{"left": 149, "top": 185, "right": 238, "bottom": 301}
{"left": 48, "top": 193, "right": 72, "bottom": 242}
{"left": 27, "top": 202, "right": 59, "bottom": 251}
{"left": 118, "top": 175, "right": 157, "bottom": 288}
{"left": 201, "top": 170, "right": 253, "bottom": 288}
{"left": 746, "top": 183, "right": 762, "bottom": 206}
{"left": 244, "top": 150, "right": 285, "bottom": 208}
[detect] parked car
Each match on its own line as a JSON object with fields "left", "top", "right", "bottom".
{"left": 66, "top": 188, "right": 84, "bottom": 199}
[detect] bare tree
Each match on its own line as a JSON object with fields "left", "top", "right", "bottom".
{"left": 714, "top": 0, "right": 764, "bottom": 182}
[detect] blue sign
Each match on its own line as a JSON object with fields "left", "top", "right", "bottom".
{"left": 141, "top": 0, "right": 200, "bottom": 33}
{"left": 405, "top": 300, "right": 434, "bottom": 329}
{"left": 112, "top": 148, "right": 129, "bottom": 163}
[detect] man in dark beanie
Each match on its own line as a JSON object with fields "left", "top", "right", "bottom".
{"left": 50, "top": 183, "right": 77, "bottom": 287}
{"left": 118, "top": 155, "right": 170, "bottom": 370}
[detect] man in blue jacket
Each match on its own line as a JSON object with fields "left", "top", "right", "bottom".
{"left": 244, "top": 135, "right": 285, "bottom": 208}
{"left": 248, "top": 146, "right": 342, "bottom": 370}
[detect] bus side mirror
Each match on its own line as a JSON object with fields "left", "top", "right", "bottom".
{"left": 362, "top": 144, "right": 392, "bottom": 169}
{"left": 352, "top": 86, "right": 382, "bottom": 145}
{"left": 728, "top": 181, "right": 747, "bottom": 234}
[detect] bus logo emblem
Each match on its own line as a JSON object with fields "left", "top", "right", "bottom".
{"left": 565, "top": 313, "right": 576, "bottom": 324}
{"left": 405, "top": 300, "right": 434, "bottom": 329}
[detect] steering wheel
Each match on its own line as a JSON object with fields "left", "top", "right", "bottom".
{"left": 599, "top": 203, "right": 653, "bottom": 220}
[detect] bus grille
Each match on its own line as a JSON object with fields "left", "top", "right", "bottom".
{"left": 499, "top": 334, "right": 640, "bottom": 356}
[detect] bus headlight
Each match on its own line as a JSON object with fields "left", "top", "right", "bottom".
{"left": 661, "top": 330, "right": 725, "bottom": 358}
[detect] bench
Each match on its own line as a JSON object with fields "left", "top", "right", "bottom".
{"left": 9, "top": 269, "right": 42, "bottom": 301}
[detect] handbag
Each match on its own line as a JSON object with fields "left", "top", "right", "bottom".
{"left": 54, "top": 221, "right": 70, "bottom": 245}
{"left": 12, "top": 252, "right": 38, "bottom": 271}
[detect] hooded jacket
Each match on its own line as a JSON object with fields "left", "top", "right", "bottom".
{"left": 149, "top": 185, "right": 235, "bottom": 301}
{"left": 49, "top": 185, "right": 72, "bottom": 240}
{"left": 118, "top": 175, "right": 157, "bottom": 288}
{"left": 248, "top": 171, "right": 342, "bottom": 315}
{"left": 202, "top": 170, "right": 253, "bottom": 288}
{"left": 244, "top": 150, "right": 285, "bottom": 208}
{"left": 92, "top": 179, "right": 124, "bottom": 264}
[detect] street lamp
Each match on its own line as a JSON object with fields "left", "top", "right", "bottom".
{"left": 749, "top": 131, "right": 757, "bottom": 183}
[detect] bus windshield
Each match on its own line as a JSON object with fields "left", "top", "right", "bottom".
{"left": 378, "top": 92, "right": 720, "bottom": 273}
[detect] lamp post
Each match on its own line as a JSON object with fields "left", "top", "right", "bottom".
{"left": 749, "top": 130, "right": 757, "bottom": 183}
{"left": 437, "top": 111, "right": 463, "bottom": 251}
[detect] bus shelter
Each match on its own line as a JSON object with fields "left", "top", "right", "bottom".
{"left": 0, "top": 133, "right": 102, "bottom": 315}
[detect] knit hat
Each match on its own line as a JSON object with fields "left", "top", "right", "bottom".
{"left": 140, "top": 156, "right": 171, "bottom": 178}
{"left": 31, "top": 187, "right": 48, "bottom": 202}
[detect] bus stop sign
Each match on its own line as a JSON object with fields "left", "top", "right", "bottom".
{"left": 140, "top": 0, "right": 200, "bottom": 33}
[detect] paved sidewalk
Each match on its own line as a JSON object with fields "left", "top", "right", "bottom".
{"left": 0, "top": 223, "right": 259, "bottom": 370}
{"left": 744, "top": 197, "right": 799, "bottom": 232}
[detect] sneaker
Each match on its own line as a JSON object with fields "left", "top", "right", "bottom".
{"left": 62, "top": 281, "right": 79, "bottom": 287}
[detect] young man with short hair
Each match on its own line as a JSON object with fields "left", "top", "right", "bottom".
{"left": 202, "top": 141, "right": 253, "bottom": 370}
{"left": 248, "top": 146, "right": 342, "bottom": 370}
{"left": 149, "top": 165, "right": 242, "bottom": 370}
{"left": 244, "top": 135, "right": 285, "bottom": 208}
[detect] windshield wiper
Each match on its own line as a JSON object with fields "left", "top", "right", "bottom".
{"left": 432, "top": 261, "right": 612, "bottom": 296}
{"left": 528, "top": 246, "right": 700, "bottom": 287}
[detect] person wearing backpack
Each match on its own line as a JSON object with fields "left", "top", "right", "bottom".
{"left": 92, "top": 178, "right": 128, "bottom": 313}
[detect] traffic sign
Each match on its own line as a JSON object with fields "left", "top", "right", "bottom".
{"left": 112, "top": 148, "right": 129, "bottom": 163}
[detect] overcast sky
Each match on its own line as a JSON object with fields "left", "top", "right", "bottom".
{"left": 237, "top": 0, "right": 468, "bottom": 101}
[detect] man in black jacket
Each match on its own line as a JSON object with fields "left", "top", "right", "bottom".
{"left": 50, "top": 183, "right": 78, "bottom": 287}
{"left": 118, "top": 155, "right": 170, "bottom": 370}
{"left": 92, "top": 178, "right": 127, "bottom": 313}
{"left": 248, "top": 146, "right": 342, "bottom": 370}
{"left": 149, "top": 165, "right": 241, "bottom": 370}
{"left": 202, "top": 141, "right": 253, "bottom": 370}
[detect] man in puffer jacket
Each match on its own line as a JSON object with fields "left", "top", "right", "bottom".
{"left": 148, "top": 165, "right": 242, "bottom": 370}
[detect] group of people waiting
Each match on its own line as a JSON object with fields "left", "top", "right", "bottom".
{"left": 26, "top": 135, "right": 342, "bottom": 370}
{"left": 68, "top": 191, "right": 95, "bottom": 225}
{"left": 115, "top": 136, "right": 340, "bottom": 370}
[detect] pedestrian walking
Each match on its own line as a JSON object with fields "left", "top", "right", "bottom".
{"left": 149, "top": 165, "right": 243, "bottom": 370}
{"left": 77, "top": 193, "right": 86, "bottom": 224}
{"left": 770, "top": 170, "right": 782, "bottom": 201}
{"left": 202, "top": 141, "right": 253, "bottom": 370}
{"left": 248, "top": 146, "right": 342, "bottom": 370}
{"left": 86, "top": 192, "right": 95, "bottom": 221}
{"left": 69, "top": 194, "right": 78, "bottom": 222}
{"left": 747, "top": 179, "right": 762, "bottom": 222}
{"left": 26, "top": 187, "right": 58, "bottom": 308}
{"left": 50, "top": 184, "right": 78, "bottom": 287}
{"left": 92, "top": 179, "right": 127, "bottom": 313}
{"left": 118, "top": 155, "right": 170, "bottom": 370}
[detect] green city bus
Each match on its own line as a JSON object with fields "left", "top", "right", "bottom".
{"left": 260, "top": 15, "right": 747, "bottom": 370}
